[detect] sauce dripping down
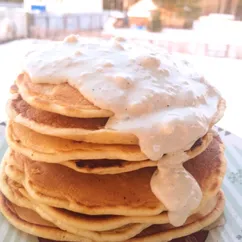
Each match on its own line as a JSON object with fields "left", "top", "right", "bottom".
{"left": 151, "top": 152, "right": 202, "bottom": 226}
{"left": 23, "top": 35, "right": 225, "bottom": 226}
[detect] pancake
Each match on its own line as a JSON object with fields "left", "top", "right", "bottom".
{"left": 127, "top": 191, "right": 225, "bottom": 242}
{"left": 7, "top": 121, "right": 146, "bottom": 162}
{"left": 0, "top": 190, "right": 225, "bottom": 242}
{"left": 5, "top": 131, "right": 211, "bottom": 175}
{"left": 0, "top": 169, "right": 32, "bottom": 209}
{"left": 0, "top": 193, "right": 86, "bottom": 241}
{"left": 7, "top": 122, "right": 147, "bottom": 162}
{"left": 3, "top": 136, "right": 226, "bottom": 217}
{"left": 0, "top": 164, "right": 153, "bottom": 242}
{"left": 1, "top": 193, "right": 149, "bottom": 242}
{"left": 6, "top": 120, "right": 213, "bottom": 164}
{"left": 38, "top": 230, "right": 211, "bottom": 242}
{"left": 4, "top": 163, "right": 217, "bottom": 242}
{"left": 37, "top": 196, "right": 224, "bottom": 242}
{"left": 7, "top": 159, "right": 163, "bottom": 216}
{"left": 7, "top": 93, "right": 138, "bottom": 145}
{"left": 0, "top": 162, "right": 165, "bottom": 231}
{"left": 62, "top": 158, "right": 156, "bottom": 175}
{"left": 27, "top": 195, "right": 220, "bottom": 238}
{"left": 5, "top": 159, "right": 23, "bottom": 184}
{"left": 61, "top": 134, "right": 211, "bottom": 174}
{"left": 0, "top": 166, "right": 220, "bottom": 234}
{"left": 0, "top": 157, "right": 224, "bottom": 240}
{"left": 16, "top": 73, "right": 112, "bottom": 118}
{"left": 8, "top": 150, "right": 157, "bottom": 175}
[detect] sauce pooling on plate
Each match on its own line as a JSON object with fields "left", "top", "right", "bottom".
{"left": 23, "top": 35, "right": 225, "bottom": 226}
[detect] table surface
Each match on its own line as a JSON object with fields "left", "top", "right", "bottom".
{"left": 0, "top": 123, "right": 241, "bottom": 242}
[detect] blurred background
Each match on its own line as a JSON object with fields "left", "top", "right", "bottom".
{"left": 0, "top": 0, "right": 241, "bottom": 137}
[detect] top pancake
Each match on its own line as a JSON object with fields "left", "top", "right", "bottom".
{"left": 16, "top": 73, "right": 112, "bottom": 118}
{"left": 7, "top": 93, "right": 138, "bottom": 144}
{"left": 16, "top": 73, "right": 226, "bottom": 128}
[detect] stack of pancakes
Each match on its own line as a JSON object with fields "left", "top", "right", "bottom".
{"left": 0, "top": 37, "right": 226, "bottom": 242}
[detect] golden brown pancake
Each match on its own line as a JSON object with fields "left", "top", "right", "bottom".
{"left": 5, "top": 130, "right": 212, "bottom": 175}
{"left": 0, "top": 162, "right": 165, "bottom": 231}
{"left": 0, "top": 193, "right": 86, "bottom": 241}
{"left": 7, "top": 121, "right": 213, "bottom": 164}
{"left": 2, "top": 192, "right": 150, "bottom": 241}
{"left": 0, "top": 173, "right": 222, "bottom": 242}
{"left": 0, "top": 190, "right": 225, "bottom": 242}
{"left": 0, "top": 169, "right": 32, "bottom": 209}
{"left": 15, "top": 73, "right": 226, "bottom": 130}
{"left": 7, "top": 121, "right": 147, "bottom": 162}
{"left": 3, "top": 136, "right": 226, "bottom": 216}
{"left": 0, "top": 166, "right": 220, "bottom": 235}
{"left": 62, "top": 158, "right": 157, "bottom": 174}
{"left": 7, "top": 93, "right": 138, "bottom": 144}
{"left": 38, "top": 230, "right": 211, "bottom": 242}
{"left": 127, "top": 191, "right": 224, "bottom": 242}
{"left": 16, "top": 73, "right": 112, "bottom": 118}
{"left": 61, "top": 134, "right": 212, "bottom": 174}
{"left": 8, "top": 150, "right": 157, "bottom": 175}
{"left": 0, "top": 168, "right": 153, "bottom": 242}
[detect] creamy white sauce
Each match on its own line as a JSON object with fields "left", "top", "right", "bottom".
{"left": 22, "top": 35, "right": 224, "bottom": 226}
{"left": 151, "top": 152, "right": 202, "bottom": 226}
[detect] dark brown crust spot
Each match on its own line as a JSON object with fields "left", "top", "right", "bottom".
{"left": 76, "top": 159, "right": 125, "bottom": 169}
{"left": 74, "top": 137, "right": 204, "bottom": 170}
{"left": 12, "top": 94, "right": 108, "bottom": 129}
{"left": 191, "top": 138, "right": 203, "bottom": 151}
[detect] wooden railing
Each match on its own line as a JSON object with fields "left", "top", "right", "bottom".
{"left": 27, "top": 12, "right": 110, "bottom": 39}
